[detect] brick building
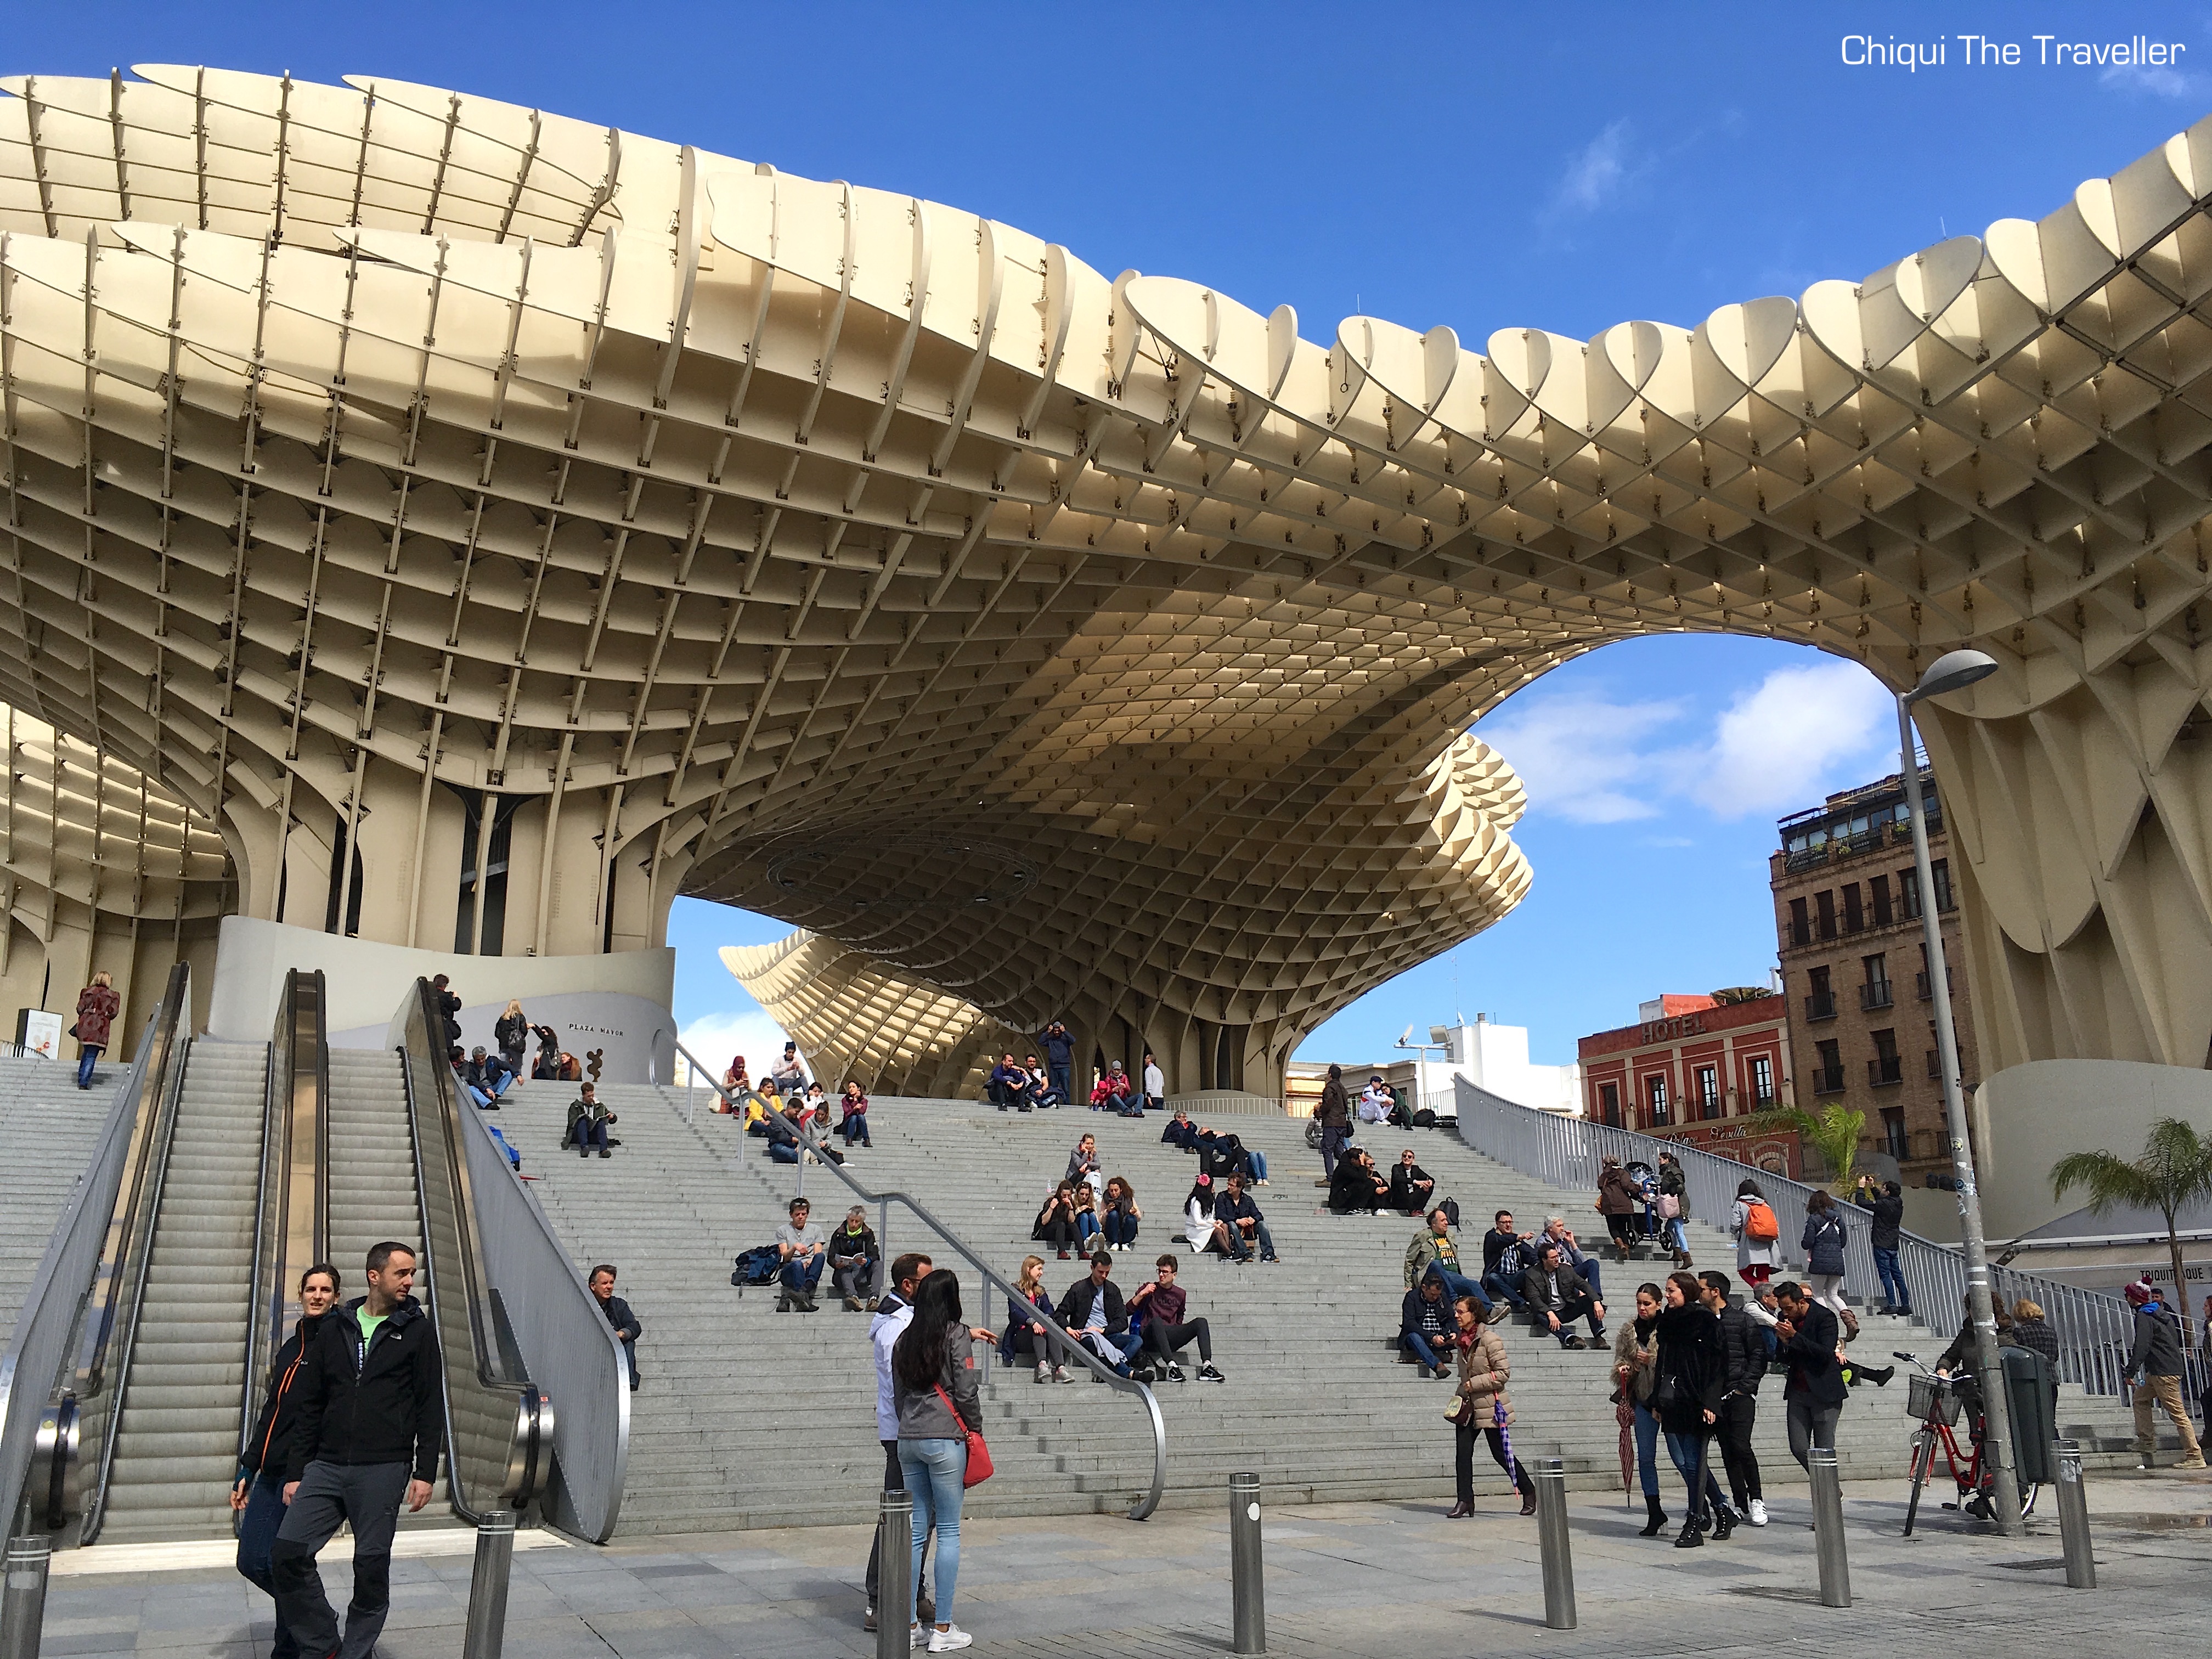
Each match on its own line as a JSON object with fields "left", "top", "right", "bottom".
{"left": 1577, "top": 992, "right": 1802, "bottom": 1178}
{"left": 1771, "top": 764, "right": 1976, "bottom": 1184}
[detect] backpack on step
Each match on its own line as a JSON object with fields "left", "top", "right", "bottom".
{"left": 732, "top": 1244, "right": 782, "bottom": 1286}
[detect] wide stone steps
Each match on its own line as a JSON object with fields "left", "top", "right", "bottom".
{"left": 490, "top": 1085, "right": 2148, "bottom": 1533}
{"left": 99, "top": 1039, "right": 268, "bottom": 1544}
{"left": 0, "top": 1054, "right": 127, "bottom": 1346}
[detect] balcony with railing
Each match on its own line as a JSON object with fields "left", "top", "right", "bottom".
{"left": 1868, "top": 1054, "right": 1904, "bottom": 1086}
{"left": 1813, "top": 1065, "right": 1847, "bottom": 1093}
{"left": 1860, "top": 979, "right": 1893, "bottom": 1011}
{"left": 1804, "top": 991, "right": 1837, "bottom": 1022}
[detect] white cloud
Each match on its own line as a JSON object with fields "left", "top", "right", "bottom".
{"left": 1476, "top": 656, "right": 1895, "bottom": 828}
{"left": 678, "top": 1007, "right": 795, "bottom": 1079}
{"left": 2101, "top": 63, "right": 2203, "bottom": 99}
{"left": 1553, "top": 119, "right": 1635, "bottom": 215}
{"left": 1474, "top": 690, "right": 1688, "bottom": 822}
{"left": 1699, "top": 659, "right": 1894, "bottom": 819}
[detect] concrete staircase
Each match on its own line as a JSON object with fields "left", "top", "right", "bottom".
{"left": 496, "top": 1088, "right": 2147, "bottom": 1532}
{"left": 325, "top": 1049, "right": 424, "bottom": 1278}
{"left": 0, "top": 1053, "right": 127, "bottom": 1348}
{"left": 100, "top": 1039, "right": 269, "bottom": 1543}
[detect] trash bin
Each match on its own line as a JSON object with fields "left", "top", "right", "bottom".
{"left": 2002, "top": 1346, "right": 2057, "bottom": 1485}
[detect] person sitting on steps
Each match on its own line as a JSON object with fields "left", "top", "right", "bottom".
{"left": 1401, "top": 1270, "right": 1458, "bottom": 1379}
{"left": 1129, "top": 1255, "right": 1223, "bottom": 1382}
{"left": 1388, "top": 1148, "right": 1438, "bottom": 1216}
{"left": 1327, "top": 1146, "right": 1392, "bottom": 1214}
{"left": 1000, "top": 1255, "right": 1071, "bottom": 1384}
{"left": 830, "top": 1206, "right": 881, "bottom": 1311}
{"left": 837, "top": 1080, "right": 873, "bottom": 1147}
{"left": 1055, "top": 1251, "right": 1141, "bottom": 1376}
{"left": 1214, "top": 1172, "right": 1280, "bottom": 1263}
{"left": 1406, "top": 1206, "right": 1491, "bottom": 1317}
{"left": 564, "top": 1083, "right": 616, "bottom": 1157}
{"left": 1183, "top": 1175, "right": 1240, "bottom": 1258}
{"left": 1035, "top": 1180, "right": 1083, "bottom": 1260}
{"left": 1101, "top": 1177, "right": 1142, "bottom": 1251}
{"left": 1161, "top": 1105, "right": 1199, "bottom": 1150}
{"left": 775, "top": 1198, "right": 827, "bottom": 1312}
{"left": 1523, "top": 1241, "right": 1607, "bottom": 1348}
{"left": 1481, "top": 1210, "right": 1536, "bottom": 1312}
{"left": 989, "top": 1053, "right": 1031, "bottom": 1113}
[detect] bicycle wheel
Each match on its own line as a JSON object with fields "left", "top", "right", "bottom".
{"left": 1902, "top": 1426, "right": 1933, "bottom": 1537}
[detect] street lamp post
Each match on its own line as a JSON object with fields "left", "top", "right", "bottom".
{"left": 1897, "top": 647, "right": 2023, "bottom": 1537}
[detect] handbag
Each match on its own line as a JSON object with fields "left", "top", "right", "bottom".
{"left": 934, "top": 1384, "right": 994, "bottom": 1487}
{"left": 1657, "top": 1193, "right": 1679, "bottom": 1220}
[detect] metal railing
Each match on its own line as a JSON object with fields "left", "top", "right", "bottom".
{"left": 1860, "top": 981, "right": 1894, "bottom": 1012}
{"left": 0, "top": 963, "right": 189, "bottom": 1539}
{"left": 1450, "top": 1076, "right": 2155, "bottom": 1398}
{"left": 1805, "top": 992, "right": 1836, "bottom": 1021}
{"left": 392, "top": 983, "right": 554, "bottom": 1528}
{"left": 1869, "top": 1056, "right": 1904, "bottom": 1087}
{"left": 239, "top": 971, "right": 329, "bottom": 1503}
{"left": 439, "top": 1041, "right": 630, "bottom": 1542}
{"left": 1812, "top": 1066, "right": 1846, "bottom": 1093}
{"left": 670, "top": 1040, "right": 1168, "bottom": 1521}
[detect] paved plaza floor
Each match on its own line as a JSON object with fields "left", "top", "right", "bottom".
{"left": 32, "top": 1470, "right": 2211, "bottom": 1657}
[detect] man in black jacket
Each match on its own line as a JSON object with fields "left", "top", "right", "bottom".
{"left": 270, "top": 1241, "right": 443, "bottom": 1659}
{"left": 1480, "top": 1210, "right": 1535, "bottom": 1311}
{"left": 1387, "top": 1149, "right": 1436, "bottom": 1216}
{"left": 1056, "top": 1252, "right": 1137, "bottom": 1374}
{"left": 1700, "top": 1271, "right": 1768, "bottom": 1526}
{"left": 1771, "top": 1280, "right": 1847, "bottom": 1471}
{"left": 1852, "top": 1175, "right": 1910, "bottom": 1315}
{"left": 590, "top": 1263, "right": 642, "bottom": 1390}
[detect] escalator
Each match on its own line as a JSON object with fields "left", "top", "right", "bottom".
{"left": 2, "top": 970, "right": 625, "bottom": 1556}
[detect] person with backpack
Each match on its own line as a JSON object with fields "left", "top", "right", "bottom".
{"left": 1730, "top": 1178, "right": 1781, "bottom": 1293}
{"left": 1802, "top": 1190, "right": 1859, "bottom": 1340}
{"left": 1700, "top": 1271, "right": 1768, "bottom": 1526}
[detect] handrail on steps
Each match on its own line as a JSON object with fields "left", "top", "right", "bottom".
{"left": 670, "top": 1039, "right": 1167, "bottom": 1522}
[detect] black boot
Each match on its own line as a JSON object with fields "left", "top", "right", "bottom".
{"left": 1674, "top": 1515, "right": 1706, "bottom": 1548}
{"left": 1639, "top": 1493, "right": 1668, "bottom": 1536}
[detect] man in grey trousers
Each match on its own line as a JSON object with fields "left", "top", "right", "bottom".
{"left": 270, "top": 1241, "right": 444, "bottom": 1659}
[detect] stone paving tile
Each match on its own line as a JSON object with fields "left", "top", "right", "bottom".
{"left": 26, "top": 1477, "right": 2212, "bottom": 1658}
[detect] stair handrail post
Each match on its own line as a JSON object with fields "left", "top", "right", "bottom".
{"left": 666, "top": 1042, "right": 1169, "bottom": 1522}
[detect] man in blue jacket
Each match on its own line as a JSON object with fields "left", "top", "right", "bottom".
{"left": 1035, "top": 1021, "right": 1075, "bottom": 1105}
{"left": 270, "top": 1242, "right": 443, "bottom": 1659}
{"left": 1400, "top": 1272, "right": 1456, "bottom": 1379}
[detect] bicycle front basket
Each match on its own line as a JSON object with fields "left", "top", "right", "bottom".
{"left": 1907, "top": 1371, "right": 1962, "bottom": 1425}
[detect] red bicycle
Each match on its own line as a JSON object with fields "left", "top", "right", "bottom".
{"left": 1898, "top": 1352, "right": 2039, "bottom": 1534}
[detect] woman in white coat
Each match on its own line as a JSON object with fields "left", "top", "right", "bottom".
{"left": 1183, "top": 1174, "right": 1235, "bottom": 1256}
{"left": 1728, "top": 1177, "right": 1781, "bottom": 1294}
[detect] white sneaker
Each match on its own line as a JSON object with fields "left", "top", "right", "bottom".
{"left": 927, "top": 1624, "right": 973, "bottom": 1652}
{"left": 1747, "top": 1498, "right": 1768, "bottom": 1527}
{"left": 910, "top": 1624, "right": 926, "bottom": 1649}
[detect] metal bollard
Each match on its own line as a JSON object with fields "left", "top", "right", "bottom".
{"left": 1229, "top": 1471, "right": 1266, "bottom": 1655}
{"left": 877, "top": 1488, "right": 913, "bottom": 1659}
{"left": 461, "top": 1509, "right": 516, "bottom": 1659}
{"left": 1, "top": 1535, "right": 52, "bottom": 1659}
{"left": 2052, "top": 1438, "right": 2095, "bottom": 1589}
{"left": 1808, "top": 1447, "right": 1851, "bottom": 1609}
{"left": 1532, "top": 1456, "right": 1576, "bottom": 1631}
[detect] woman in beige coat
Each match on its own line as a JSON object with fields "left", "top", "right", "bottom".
{"left": 1448, "top": 1296, "right": 1538, "bottom": 1518}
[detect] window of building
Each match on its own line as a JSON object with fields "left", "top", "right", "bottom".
{"left": 1695, "top": 1065, "right": 1719, "bottom": 1119}
{"left": 1748, "top": 1053, "right": 1775, "bottom": 1109}
{"left": 1645, "top": 1073, "right": 1670, "bottom": 1126}
{"left": 1900, "top": 868, "right": 1922, "bottom": 919}
{"left": 1931, "top": 857, "right": 1954, "bottom": 911}
{"left": 1597, "top": 1080, "right": 1621, "bottom": 1127}
{"left": 1882, "top": 1105, "right": 1907, "bottom": 1158}
{"left": 1870, "top": 873, "right": 1892, "bottom": 926}
{"left": 1870, "top": 1026, "right": 1901, "bottom": 1087}
{"left": 1788, "top": 896, "right": 1810, "bottom": 947}
{"left": 1814, "top": 1039, "right": 1843, "bottom": 1093}
{"left": 1815, "top": 889, "right": 1837, "bottom": 940}
{"left": 1861, "top": 952, "right": 1891, "bottom": 1010}
{"left": 1843, "top": 883, "right": 1864, "bottom": 932}
{"left": 1806, "top": 963, "right": 1835, "bottom": 1020}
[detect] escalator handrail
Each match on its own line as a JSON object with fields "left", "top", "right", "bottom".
{"left": 0, "top": 964, "right": 188, "bottom": 1534}
{"left": 392, "top": 980, "right": 542, "bottom": 1519}
{"left": 71, "top": 963, "right": 195, "bottom": 1544}
{"left": 239, "top": 971, "right": 329, "bottom": 1481}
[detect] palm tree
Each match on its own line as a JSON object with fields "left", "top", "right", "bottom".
{"left": 1753, "top": 1103, "right": 1868, "bottom": 1195}
{"left": 2051, "top": 1118, "right": 2212, "bottom": 1344}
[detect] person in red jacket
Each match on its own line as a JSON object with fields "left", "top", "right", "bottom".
{"left": 74, "top": 969, "right": 121, "bottom": 1089}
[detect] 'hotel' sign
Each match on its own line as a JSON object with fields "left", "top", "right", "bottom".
{"left": 1640, "top": 1015, "right": 1709, "bottom": 1045}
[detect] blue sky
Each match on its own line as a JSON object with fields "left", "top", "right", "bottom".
{"left": 19, "top": 2, "right": 2200, "bottom": 1070}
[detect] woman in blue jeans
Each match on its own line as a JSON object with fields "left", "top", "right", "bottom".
{"left": 232, "top": 1263, "right": 342, "bottom": 1658}
{"left": 1611, "top": 1284, "right": 1669, "bottom": 1535}
{"left": 894, "top": 1269, "right": 980, "bottom": 1652}
{"left": 1652, "top": 1271, "right": 1735, "bottom": 1548}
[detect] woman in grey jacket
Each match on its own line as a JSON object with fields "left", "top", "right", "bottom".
{"left": 893, "top": 1271, "right": 982, "bottom": 1651}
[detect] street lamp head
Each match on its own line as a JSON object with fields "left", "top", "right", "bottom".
{"left": 1907, "top": 648, "right": 2000, "bottom": 704}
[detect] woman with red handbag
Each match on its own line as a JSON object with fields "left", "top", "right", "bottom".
{"left": 893, "top": 1271, "right": 988, "bottom": 1652}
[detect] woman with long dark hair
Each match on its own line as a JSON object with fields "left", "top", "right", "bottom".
{"left": 893, "top": 1271, "right": 979, "bottom": 1651}
{"left": 1035, "top": 1180, "right": 1082, "bottom": 1260}
{"left": 1652, "top": 1270, "right": 1734, "bottom": 1547}
{"left": 1102, "top": 1177, "right": 1142, "bottom": 1251}
{"left": 1612, "top": 1282, "right": 1669, "bottom": 1536}
{"left": 233, "top": 1262, "right": 342, "bottom": 1652}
